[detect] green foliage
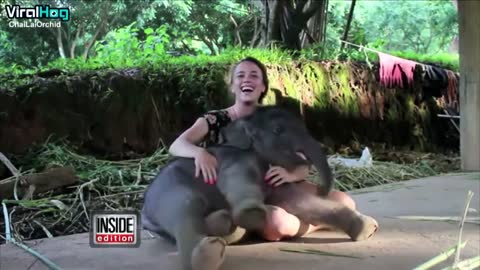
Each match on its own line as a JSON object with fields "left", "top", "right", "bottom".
{"left": 335, "top": 64, "right": 358, "bottom": 116}
{"left": 301, "top": 0, "right": 459, "bottom": 71}
{"left": 40, "top": 46, "right": 292, "bottom": 73}
{"left": 145, "top": 0, "right": 250, "bottom": 55}
{"left": 351, "top": 0, "right": 458, "bottom": 54}
{"left": 389, "top": 51, "right": 459, "bottom": 71}
{"left": 0, "top": 0, "right": 198, "bottom": 68}
{"left": 305, "top": 63, "right": 329, "bottom": 109}
{"left": 1, "top": 0, "right": 459, "bottom": 72}
{"left": 0, "top": 30, "right": 14, "bottom": 64}
{"left": 0, "top": 63, "right": 32, "bottom": 76}
{"left": 92, "top": 23, "right": 170, "bottom": 68}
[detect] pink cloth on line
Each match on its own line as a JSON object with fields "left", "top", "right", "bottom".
{"left": 378, "top": 52, "right": 417, "bottom": 88}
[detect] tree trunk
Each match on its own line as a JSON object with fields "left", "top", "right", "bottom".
{"left": 458, "top": 1, "right": 480, "bottom": 170}
{"left": 300, "top": 0, "right": 328, "bottom": 48}
{"left": 340, "top": 0, "right": 356, "bottom": 50}
{"left": 257, "top": 0, "right": 267, "bottom": 47}
{"left": 259, "top": 0, "right": 327, "bottom": 50}
{"left": 82, "top": 20, "right": 105, "bottom": 60}
{"left": 200, "top": 36, "right": 217, "bottom": 55}
{"left": 250, "top": 14, "right": 260, "bottom": 47}
{"left": 81, "top": 2, "right": 115, "bottom": 60}
{"left": 267, "top": 0, "right": 282, "bottom": 46}
{"left": 70, "top": 25, "right": 82, "bottom": 59}
{"left": 48, "top": 27, "right": 66, "bottom": 59}
{"left": 230, "top": 15, "right": 242, "bottom": 47}
{"left": 448, "top": 0, "right": 459, "bottom": 53}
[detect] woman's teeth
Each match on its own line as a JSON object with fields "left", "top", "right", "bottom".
{"left": 241, "top": 86, "right": 253, "bottom": 92}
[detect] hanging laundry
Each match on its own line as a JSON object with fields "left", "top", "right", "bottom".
{"left": 445, "top": 70, "right": 459, "bottom": 112}
{"left": 378, "top": 52, "right": 417, "bottom": 88}
{"left": 420, "top": 63, "right": 459, "bottom": 114}
{"left": 421, "top": 64, "right": 448, "bottom": 98}
{"left": 424, "top": 65, "right": 448, "bottom": 85}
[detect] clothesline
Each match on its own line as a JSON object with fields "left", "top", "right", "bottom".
{"left": 339, "top": 40, "right": 459, "bottom": 74}
{"left": 340, "top": 39, "right": 460, "bottom": 127}
{"left": 339, "top": 39, "right": 386, "bottom": 55}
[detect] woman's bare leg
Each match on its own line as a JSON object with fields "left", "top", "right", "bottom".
{"left": 259, "top": 185, "right": 358, "bottom": 241}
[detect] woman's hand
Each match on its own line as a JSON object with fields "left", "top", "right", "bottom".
{"left": 264, "top": 165, "right": 309, "bottom": 187}
{"left": 194, "top": 149, "right": 218, "bottom": 185}
{"left": 265, "top": 152, "right": 310, "bottom": 187}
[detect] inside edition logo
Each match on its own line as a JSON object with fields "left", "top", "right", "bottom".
{"left": 90, "top": 210, "right": 141, "bottom": 248}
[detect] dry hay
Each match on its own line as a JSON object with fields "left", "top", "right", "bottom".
{"left": 308, "top": 150, "right": 459, "bottom": 192}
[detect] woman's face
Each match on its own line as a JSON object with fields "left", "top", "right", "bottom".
{"left": 231, "top": 61, "right": 266, "bottom": 104}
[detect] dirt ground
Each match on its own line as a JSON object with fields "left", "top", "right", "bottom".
{"left": 1, "top": 173, "right": 479, "bottom": 270}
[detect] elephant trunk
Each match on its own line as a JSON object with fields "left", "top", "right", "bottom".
{"left": 302, "top": 137, "right": 333, "bottom": 196}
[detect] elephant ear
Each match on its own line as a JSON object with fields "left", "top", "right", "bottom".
{"left": 220, "top": 119, "right": 254, "bottom": 150}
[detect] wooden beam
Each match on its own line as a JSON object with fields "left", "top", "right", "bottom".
{"left": 458, "top": 1, "right": 480, "bottom": 171}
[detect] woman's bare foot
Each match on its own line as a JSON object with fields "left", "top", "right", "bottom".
{"left": 191, "top": 237, "right": 227, "bottom": 270}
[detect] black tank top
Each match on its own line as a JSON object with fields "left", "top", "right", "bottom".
{"left": 200, "top": 110, "right": 233, "bottom": 147}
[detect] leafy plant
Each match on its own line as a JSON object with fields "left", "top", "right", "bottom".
{"left": 92, "top": 23, "right": 170, "bottom": 68}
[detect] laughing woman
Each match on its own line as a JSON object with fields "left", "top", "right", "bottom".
{"left": 168, "top": 57, "right": 360, "bottom": 243}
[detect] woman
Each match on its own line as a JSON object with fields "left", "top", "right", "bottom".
{"left": 168, "top": 56, "right": 356, "bottom": 241}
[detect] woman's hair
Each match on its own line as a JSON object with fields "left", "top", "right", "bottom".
{"left": 227, "top": 57, "right": 269, "bottom": 104}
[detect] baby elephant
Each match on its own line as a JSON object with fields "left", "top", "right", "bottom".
{"left": 142, "top": 105, "right": 377, "bottom": 270}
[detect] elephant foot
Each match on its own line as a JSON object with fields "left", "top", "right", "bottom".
{"left": 347, "top": 213, "right": 378, "bottom": 241}
{"left": 205, "top": 210, "right": 234, "bottom": 236}
{"left": 233, "top": 199, "right": 267, "bottom": 231}
{"left": 191, "top": 237, "right": 226, "bottom": 270}
{"left": 205, "top": 210, "right": 248, "bottom": 245}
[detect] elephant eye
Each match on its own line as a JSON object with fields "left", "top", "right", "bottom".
{"left": 272, "top": 125, "right": 284, "bottom": 134}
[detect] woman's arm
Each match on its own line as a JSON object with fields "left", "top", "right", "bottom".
{"left": 168, "top": 117, "right": 218, "bottom": 183}
{"left": 168, "top": 117, "right": 209, "bottom": 158}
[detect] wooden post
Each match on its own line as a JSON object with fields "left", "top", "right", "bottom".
{"left": 458, "top": 1, "right": 480, "bottom": 171}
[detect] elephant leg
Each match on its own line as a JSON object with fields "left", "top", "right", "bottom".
{"left": 267, "top": 183, "right": 378, "bottom": 241}
{"left": 216, "top": 163, "right": 267, "bottom": 232}
{"left": 205, "top": 209, "right": 249, "bottom": 245}
{"left": 143, "top": 192, "right": 226, "bottom": 270}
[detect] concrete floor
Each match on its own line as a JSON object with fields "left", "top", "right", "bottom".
{"left": 1, "top": 173, "right": 479, "bottom": 270}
